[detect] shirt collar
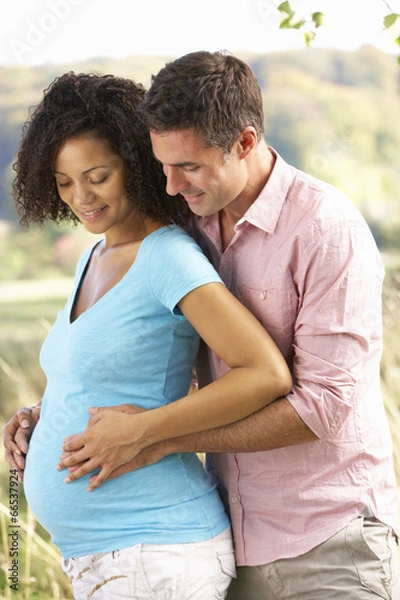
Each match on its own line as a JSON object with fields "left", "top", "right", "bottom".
{"left": 201, "top": 147, "right": 295, "bottom": 236}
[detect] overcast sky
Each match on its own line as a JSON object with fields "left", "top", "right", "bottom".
{"left": 1, "top": 0, "right": 400, "bottom": 67}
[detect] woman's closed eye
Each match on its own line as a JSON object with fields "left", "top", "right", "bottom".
{"left": 89, "top": 175, "right": 109, "bottom": 185}
{"left": 55, "top": 175, "right": 109, "bottom": 187}
{"left": 56, "top": 180, "right": 71, "bottom": 188}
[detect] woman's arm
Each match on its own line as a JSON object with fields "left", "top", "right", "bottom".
{"left": 59, "top": 282, "right": 292, "bottom": 488}
{"left": 171, "top": 282, "right": 292, "bottom": 430}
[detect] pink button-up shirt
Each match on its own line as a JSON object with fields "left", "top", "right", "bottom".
{"left": 199, "top": 149, "right": 398, "bottom": 566}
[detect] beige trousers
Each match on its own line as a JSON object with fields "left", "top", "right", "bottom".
{"left": 227, "top": 517, "right": 400, "bottom": 599}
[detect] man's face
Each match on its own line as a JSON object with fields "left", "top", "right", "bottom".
{"left": 150, "top": 128, "right": 247, "bottom": 218}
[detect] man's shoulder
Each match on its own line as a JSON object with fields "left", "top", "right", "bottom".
{"left": 287, "top": 166, "right": 363, "bottom": 226}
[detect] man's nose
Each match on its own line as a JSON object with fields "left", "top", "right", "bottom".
{"left": 164, "top": 165, "right": 188, "bottom": 196}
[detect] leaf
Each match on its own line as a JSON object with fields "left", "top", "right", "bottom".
{"left": 312, "top": 12, "right": 324, "bottom": 28}
{"left": 383, "top": 13, "right": 400, "bottom": 30}
{"left": 304, "top": 31, "right": 316, "bottom": 47}
{"left": 279, "top": 16, "right": 293, "bottom": 29}
{"left": 292, "top": 19, "right": 306, "bottom": 30}
{"left": 277, "top": 1, "right": 293, "bottom": 16}
{"left": 395, "top": 35, "right": 400, "bottom": 47}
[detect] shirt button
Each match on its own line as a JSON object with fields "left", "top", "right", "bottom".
{"left": 231, "top": 496, "right": 238, "bottom": 504}
{"left": 260, "top": 293, "right": 266, "bottom": 300}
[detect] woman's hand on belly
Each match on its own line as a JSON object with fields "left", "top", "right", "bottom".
{"left": 56, "top": 403, "right": 148, "bottom": 490}
{"left": 86, "top": 440, "right": 171, "bottom": 490}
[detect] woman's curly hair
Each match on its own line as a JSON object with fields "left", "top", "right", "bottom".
{"left": 13, "top": 72, "right": 189, "bottom": 228}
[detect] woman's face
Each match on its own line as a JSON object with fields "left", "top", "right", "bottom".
{"left": 54, "top": 134, "right": 137, "bottom": 238}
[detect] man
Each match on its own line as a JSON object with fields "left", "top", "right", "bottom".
{"left": 5, "top": 51, "right": 399, "bottom": 598}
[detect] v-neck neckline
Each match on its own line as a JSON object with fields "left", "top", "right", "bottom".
{"left": 68, "top": 226, "right": 168, "bottom": 324}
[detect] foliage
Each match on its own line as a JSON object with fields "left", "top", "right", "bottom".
{"left": 276, "top": 0, "right": 400, "bottom": 61}
{"left": 277, "top": 1, "right": 324, "bottom": 47}
{"left": 383, "top": 10, "right": 400, "bottom": 63}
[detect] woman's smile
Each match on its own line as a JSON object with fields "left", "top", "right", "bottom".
{"left": 78, "top": 205, "right": 108, "bottom": 221}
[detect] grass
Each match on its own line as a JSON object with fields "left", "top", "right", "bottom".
{"left": 0, "top": 449, "right": 72, "bottom": 599}
{"left": 0, "top": 272, "right": 400, "bottom": 598}
{"left": 0, "top": 286, "right": 73, "bottom": 599}
{"left": 0, "top": 494, "right": 72, "bottom": 599}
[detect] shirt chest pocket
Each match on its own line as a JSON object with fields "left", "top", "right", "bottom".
{"left": 238, "top": 286, "right": 297, "bottom": 353}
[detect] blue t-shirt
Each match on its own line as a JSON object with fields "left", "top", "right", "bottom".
{"left": 24, "top": 225, "right": 230, "bottom": 558}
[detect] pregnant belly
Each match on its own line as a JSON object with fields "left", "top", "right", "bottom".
{"left": 23, "top": 417, "right": 92, "bottom": 536}
{"left": 23, "top": 410, "right": 224, "bottom": 558}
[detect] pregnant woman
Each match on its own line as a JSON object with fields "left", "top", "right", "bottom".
{"left": 5, "top": 72, "right": 291, "bottom": 600}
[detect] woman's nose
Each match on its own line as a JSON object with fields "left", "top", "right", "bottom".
{"left": 72, "top": 182, "right": 94, "bottom": 206}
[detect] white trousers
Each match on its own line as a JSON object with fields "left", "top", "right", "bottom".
{"left": 61, "top": 528, "right": 235, "bottom": 600}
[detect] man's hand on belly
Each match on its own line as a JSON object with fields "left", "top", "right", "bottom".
{"left": 3, "top": 404, "right": 41, "bottom": 480}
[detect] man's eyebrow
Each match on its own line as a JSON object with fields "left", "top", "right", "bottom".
{"left": 155, "top": 159, "right": 199, "bottom": 168}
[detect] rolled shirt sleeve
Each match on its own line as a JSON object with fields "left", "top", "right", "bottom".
{"left": 289, "top": 220, "right": 385, "bottom": 439}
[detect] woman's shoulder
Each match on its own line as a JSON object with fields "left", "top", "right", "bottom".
{"left": 146, "top": 226, "right": 208, "bottom": 271}
{"left": 151, "top": 224, "right": 201, "bottom": 251}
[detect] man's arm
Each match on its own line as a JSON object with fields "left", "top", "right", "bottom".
{"left": 3, "top": 404, "right": 41, "bottom": 480}
{"left": 80, "top": 397, "right": 317, "bottom": 490}
{"left": 168, "top": 396, "right": 316, "bottom": 454}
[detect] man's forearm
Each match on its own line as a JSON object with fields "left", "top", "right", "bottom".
{"left": 168, "top": 397, "right": 317, "bottom": 454}
{"left": 87, "top": 398, "right": 318, "bottom": 487}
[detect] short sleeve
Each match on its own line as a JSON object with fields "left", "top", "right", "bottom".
{"left": 148, "top": 226, "right": 223, "bottom": 312}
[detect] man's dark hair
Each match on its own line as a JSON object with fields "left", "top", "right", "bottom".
{"left": 142, "top": 51, "right": 265, "bottom": 153}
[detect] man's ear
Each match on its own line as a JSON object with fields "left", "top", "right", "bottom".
{"left": 237, "top": 127, "right": 258, "bottom": 159}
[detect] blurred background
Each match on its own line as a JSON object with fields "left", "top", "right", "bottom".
{"left": 1, "top": 1, "right": 400, "bottom": 597}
